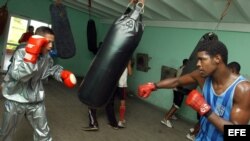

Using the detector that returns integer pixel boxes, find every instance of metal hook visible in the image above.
[136,2,144,14]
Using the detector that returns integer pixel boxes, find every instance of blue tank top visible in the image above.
[196,75,246,141]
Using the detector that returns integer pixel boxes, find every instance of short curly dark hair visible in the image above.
[228,61,241,74]
[197,40,228,64]
[35,26,54,36]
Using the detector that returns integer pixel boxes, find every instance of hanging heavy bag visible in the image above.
[49,2,76,59]
[0,3,8,36]
[87,19,98,55]
[78,4,144,108]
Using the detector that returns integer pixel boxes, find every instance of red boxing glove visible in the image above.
[61,70,77,88]
[24,35,48,64]
[138,82,157,98]
[186,89,211,116]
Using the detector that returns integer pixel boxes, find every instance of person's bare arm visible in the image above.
[155,69,202,89]
[138,69,204,98]
[207,81,250,133]
[231,81,250,124]
[18,33,25,43]
[127,60,132,76]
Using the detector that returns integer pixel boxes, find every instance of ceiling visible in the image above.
[57,0,250,32]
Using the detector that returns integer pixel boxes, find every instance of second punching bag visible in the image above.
[78,3,144,108]
[0,3,8,36]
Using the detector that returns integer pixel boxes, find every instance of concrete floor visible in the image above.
[0,78,194,141]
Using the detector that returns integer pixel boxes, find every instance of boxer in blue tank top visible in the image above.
[138,35,250,141]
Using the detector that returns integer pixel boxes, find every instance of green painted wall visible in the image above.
[125,26,250,122]
[0,0,52,22]
[53,8,101,77]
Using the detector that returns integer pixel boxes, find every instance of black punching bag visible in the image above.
[0,3,8,36]
[78,5,144,108]
[87,19,98,55]
[50,2,76,59]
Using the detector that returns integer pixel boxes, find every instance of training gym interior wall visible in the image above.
[1,0,250,123]
[127,26,250,122]
[99,22,250,122]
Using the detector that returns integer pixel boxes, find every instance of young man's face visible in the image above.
[196,51,218,77]
[41,33,55,54]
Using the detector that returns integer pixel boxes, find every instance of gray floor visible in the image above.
[0,77,194,141]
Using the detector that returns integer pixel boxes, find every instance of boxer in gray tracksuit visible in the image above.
[0,26,76,141]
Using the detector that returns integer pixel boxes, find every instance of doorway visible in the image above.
[1,16,28,72]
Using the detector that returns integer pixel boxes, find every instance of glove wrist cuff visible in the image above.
[154,83,158,90]
[204,109,212,118]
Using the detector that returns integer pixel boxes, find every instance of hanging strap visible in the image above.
[88,0,92,19]
[5,0,9,6]
[219,0,233,21]
[1,0,9,8]
[55,0,61,6]
[214,0,233,31]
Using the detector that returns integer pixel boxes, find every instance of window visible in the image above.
[6,16,28,52]
[1,15,51,72]
[31,20,51,30]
